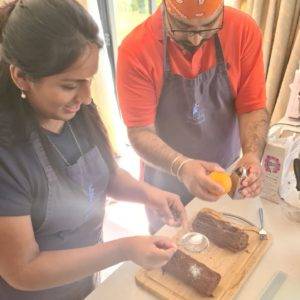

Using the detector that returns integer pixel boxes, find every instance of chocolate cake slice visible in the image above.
[192,209,249,252]
[162,249,221,297]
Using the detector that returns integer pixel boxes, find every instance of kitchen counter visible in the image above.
[86,195,300,299]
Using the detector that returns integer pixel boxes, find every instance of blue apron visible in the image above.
[144,32,240,232]
[0,128,109,299]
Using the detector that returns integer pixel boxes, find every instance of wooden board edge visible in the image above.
[135,269,187,300]
[135,235,272,300]
[221,234,273,299]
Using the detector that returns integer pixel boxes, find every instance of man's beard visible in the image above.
[180,42,203,53]
[180,38,209,53]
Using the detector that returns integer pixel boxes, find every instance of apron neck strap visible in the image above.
[214,34,225,65]
[162,10,171,75]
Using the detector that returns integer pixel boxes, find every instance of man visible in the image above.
[117,0,269,232]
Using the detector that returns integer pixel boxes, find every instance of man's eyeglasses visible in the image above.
[164,3,224,39]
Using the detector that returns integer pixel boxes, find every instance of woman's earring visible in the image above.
[21,90,26,99]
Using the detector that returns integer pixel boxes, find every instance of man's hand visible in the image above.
[237,108,269,198]
[178,160,226,201]
[144,184,188,229]
[236,153,263,198]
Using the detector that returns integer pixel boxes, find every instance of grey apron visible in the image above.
[144,32,240,232]
[0,129,109,299]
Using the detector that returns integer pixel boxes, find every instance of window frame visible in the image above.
[97,0,157,79]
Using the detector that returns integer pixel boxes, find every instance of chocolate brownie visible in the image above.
[192,210,249,252]
[162,249,221,296]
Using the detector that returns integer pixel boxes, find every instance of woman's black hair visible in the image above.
[0,0,116,173]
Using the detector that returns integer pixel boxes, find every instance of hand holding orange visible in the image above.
[209,171,232,194]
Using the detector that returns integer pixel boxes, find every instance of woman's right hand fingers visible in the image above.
[153,236,177,250]
[147,237,177,268]
[128,236,177,269]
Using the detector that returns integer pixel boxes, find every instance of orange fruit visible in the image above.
[209,171,232,194]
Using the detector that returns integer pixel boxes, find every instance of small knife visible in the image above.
[260,271,287,300]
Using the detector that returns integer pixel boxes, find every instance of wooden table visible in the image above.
[86,195,300,299]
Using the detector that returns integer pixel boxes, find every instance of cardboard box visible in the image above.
[261,126,300,203]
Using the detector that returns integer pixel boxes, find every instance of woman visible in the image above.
[0,0,187,299]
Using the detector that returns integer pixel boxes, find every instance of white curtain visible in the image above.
[227,0,300,124]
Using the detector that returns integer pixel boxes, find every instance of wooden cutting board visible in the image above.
[136,208,272,300]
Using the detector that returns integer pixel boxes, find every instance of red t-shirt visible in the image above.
[117,6,266,127]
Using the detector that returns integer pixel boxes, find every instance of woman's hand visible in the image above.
[143,184,188,229]
[123,236,177,269]
[107,168,187,229]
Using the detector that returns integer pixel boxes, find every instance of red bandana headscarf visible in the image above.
[165,0,223,19]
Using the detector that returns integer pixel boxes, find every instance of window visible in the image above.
[114,0,161,46]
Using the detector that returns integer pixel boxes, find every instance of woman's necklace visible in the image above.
[47,122,84,166]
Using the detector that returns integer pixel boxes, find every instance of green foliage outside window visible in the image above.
[114,0,162,45]
[130,0,147,13]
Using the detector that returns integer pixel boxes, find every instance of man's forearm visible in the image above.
[238,108,269,159]
[128,125,187,174]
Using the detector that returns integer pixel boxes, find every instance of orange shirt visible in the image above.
[117,6,266,127]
